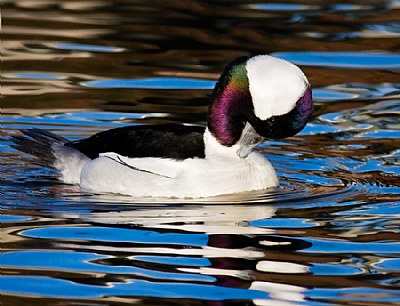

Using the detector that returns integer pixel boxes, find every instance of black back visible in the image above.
[66,124,206,160]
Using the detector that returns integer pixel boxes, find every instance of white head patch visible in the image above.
[246,55,308,120]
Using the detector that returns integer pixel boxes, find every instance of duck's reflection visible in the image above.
[56,203,311,305]
[78,204,277,234]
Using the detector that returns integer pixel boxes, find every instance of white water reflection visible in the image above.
[59,205,277,234]
[251,281,306,306]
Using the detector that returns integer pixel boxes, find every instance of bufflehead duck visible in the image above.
[11,55,312,198]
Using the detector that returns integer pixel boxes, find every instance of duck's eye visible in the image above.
[268,117,276,126]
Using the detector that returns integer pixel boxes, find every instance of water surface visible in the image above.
[1,1,400,305]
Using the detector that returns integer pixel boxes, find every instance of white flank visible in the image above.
[52,144,90,184]
[76,129,278,198]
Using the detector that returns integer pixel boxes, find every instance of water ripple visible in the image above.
[0,275,269,300]
[21,226,208,246]
[83,77,215,89]
[1,250,214,282]
[273,51,400,69]
[50,42,125,53]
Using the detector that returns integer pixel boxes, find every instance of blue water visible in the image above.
[2,1,400,305]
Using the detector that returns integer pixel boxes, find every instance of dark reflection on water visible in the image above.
[1,0,400,305]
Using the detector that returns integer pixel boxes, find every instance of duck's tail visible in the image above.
[10,128,69,168]
[11,129,91,184]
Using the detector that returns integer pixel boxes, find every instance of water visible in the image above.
[1,1,400,305]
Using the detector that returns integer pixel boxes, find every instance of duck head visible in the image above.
[208,54,313,157]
